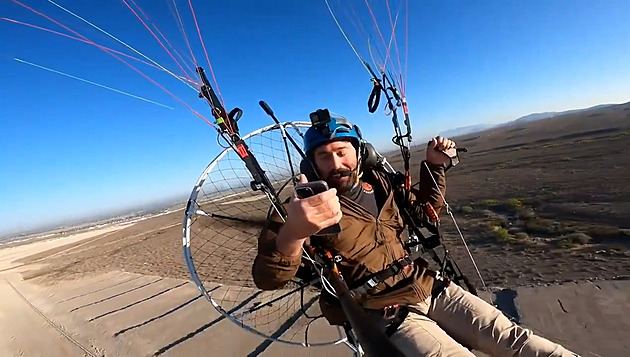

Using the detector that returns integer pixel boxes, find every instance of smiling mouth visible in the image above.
[331,171,352,180]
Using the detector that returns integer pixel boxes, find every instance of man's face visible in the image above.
[312,140,358,194]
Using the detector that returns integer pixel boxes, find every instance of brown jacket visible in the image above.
[252,162,446,324]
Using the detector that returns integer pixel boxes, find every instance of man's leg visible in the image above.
[389,310,475,356]
[429,282,577,357]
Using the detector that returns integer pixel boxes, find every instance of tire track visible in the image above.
[7,280,99,357]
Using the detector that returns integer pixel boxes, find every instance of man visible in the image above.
[253,111,577,356]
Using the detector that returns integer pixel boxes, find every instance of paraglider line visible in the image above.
[123,0,197,80]
[404,0,408,96]
[384,0,405,85]
[47,0,197,93]
[122,0,196,88]
[3,17,196,85]
[13,0,215,128]
[151,24,198,82]
[187,0,234,134]
[14,58,175,110]
[363,0,392,67]
[170,0,199,69]
[133,0,198,80]
[324,0,372,77]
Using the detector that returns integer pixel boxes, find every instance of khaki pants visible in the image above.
[389,282,578,356]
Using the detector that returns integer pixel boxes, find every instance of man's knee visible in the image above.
[391,313,474,356]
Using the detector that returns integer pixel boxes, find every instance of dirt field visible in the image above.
[388,101,630,289]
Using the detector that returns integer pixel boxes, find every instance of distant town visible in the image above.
[0,198,187,244]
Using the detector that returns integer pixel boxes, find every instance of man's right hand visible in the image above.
[276,175,342,257]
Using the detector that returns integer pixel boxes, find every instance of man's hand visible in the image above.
[276,175,342,257]
[426,136,457,167]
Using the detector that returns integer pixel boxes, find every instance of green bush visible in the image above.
[482,199,499,207]
[492,227,511,242]
[525,218,571,236]
[506,198,523,209]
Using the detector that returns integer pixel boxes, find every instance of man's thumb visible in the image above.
[297,173,308,184]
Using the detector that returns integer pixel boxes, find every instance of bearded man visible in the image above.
[253,109,577,356]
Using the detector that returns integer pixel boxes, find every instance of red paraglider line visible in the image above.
[169,0,199,70]
[2,17,174,76]
[384,0,404,90]
[343,0,370,43]
[122,0,196,88]
[154,26,198,83]
[9,0,216,129]
[403,0,408,96]
[127,0,198,83]
[187,0,234,135]
[363,0,394,72]
[2,17,197,85]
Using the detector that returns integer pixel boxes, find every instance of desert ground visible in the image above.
[1,102,629,356]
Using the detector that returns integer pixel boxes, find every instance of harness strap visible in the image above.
[385,306,409,337]
[350,249,424,298]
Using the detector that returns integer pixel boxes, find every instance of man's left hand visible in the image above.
[426,136,456,167]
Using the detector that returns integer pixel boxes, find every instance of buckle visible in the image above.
[382,304,399,319]
[395,256,414,273]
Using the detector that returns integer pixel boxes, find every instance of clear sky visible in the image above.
[1,0,629,235]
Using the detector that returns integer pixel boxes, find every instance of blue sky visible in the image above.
[1,0,629,235]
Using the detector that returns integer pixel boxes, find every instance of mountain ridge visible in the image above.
[439,101,628,139]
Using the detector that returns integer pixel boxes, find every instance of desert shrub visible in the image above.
[525,218,555,233]
[487,216,509,229]
[491,227,511,242]
[564,232,592,245]
[514,232,529,240]
[506,198,523,209]
[516,208,536,219]
[482,199,499,207]
[460,206,474,214]
[525,218,571,236]
[556,232,592,248]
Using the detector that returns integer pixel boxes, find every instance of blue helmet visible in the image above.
[303,109,362,155]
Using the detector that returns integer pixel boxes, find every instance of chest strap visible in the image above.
[350,249,424,298]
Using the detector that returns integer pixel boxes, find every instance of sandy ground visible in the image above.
[0,224,351,357]
[1,217,628,356]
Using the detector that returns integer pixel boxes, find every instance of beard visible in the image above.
[325,168,359,195]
